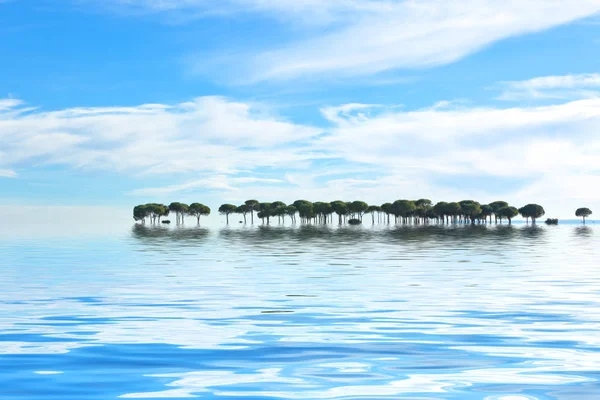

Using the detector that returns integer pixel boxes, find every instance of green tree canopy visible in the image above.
[392,200,416,218]
[188,203,211,224]
[519,204,545,223]
[348,201,369,220]
[575,207,592,223]
[497,206,519,223]
[218,204,237,224]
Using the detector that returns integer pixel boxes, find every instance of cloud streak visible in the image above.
[202,1,600,82]
[92,1,600,83]
[499,73,600,100]
[0,96,323,177]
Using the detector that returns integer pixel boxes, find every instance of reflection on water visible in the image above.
[1,224,599,399]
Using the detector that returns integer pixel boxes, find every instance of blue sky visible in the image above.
[2,0,600,217]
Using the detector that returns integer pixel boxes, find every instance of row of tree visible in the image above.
[134,201,593,225]
[217,200,545,225]
[133,203,211,224]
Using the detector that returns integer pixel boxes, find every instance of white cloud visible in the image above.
[0,96,323,177]
[218,1,600,82]
[499,73,600,100]
[94,1,600,83]
[0,98,23,110]
[0,169,17,178]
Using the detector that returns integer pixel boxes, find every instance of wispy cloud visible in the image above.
[0,96,323,177]
[498,73,600,100]
[91,1,600,83]
[202,1,600,83]
[0,169,17,178]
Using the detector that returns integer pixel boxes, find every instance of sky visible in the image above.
[2,0,600,219]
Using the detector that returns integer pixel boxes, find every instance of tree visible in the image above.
[446,202,462,224]
[349,201,369,221]
[489,201,509,223]
[218,204,237,224]
[433,202,448,223]
[285,205,297,224]
[497,206,518,224]
[270,201,287,224]
[293,200,314,223]
[519,204,545,224]
[392,200,416,223]
[143,203,169,224]
[259,202,273,224]
[381,203,393,224]
[331,201,348,224]
[245,200,259,224]
[366,205,381,224]
[169,202,189,224]
[414,199,432,224]
[576,207,592,224]
[459,200,482,224]
[133,204,150,224]
[236,204,249,224]
[480,204,493,224]
[188,203,211,224]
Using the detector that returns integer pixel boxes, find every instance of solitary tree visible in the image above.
[245,200,259,224]
[218,204,237,224]
[188,203,211,224]
[575,207,592,224]
[519,204,545,224]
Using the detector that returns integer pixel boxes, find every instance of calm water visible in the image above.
[1,222,600,399]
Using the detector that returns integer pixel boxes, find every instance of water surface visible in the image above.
[1,223,599,399]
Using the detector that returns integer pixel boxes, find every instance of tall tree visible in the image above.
[392,200,416,224]
[575,207,592,224]
[245,200,259,224]
[259,202,273,224]
[497,206,518,224]
[519,204,545,224]
[271,201,287,224]
[349,201,369,221]
[218,204,237,224]
[285,205,297,224]
[489,201,509,223]
[381,203,393,224]
[188,203,211,224]
[331,201,348,224]
[236,204,249,224]
[366,205,381,224]
[133,205,150,224]
[459,200,482,224]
